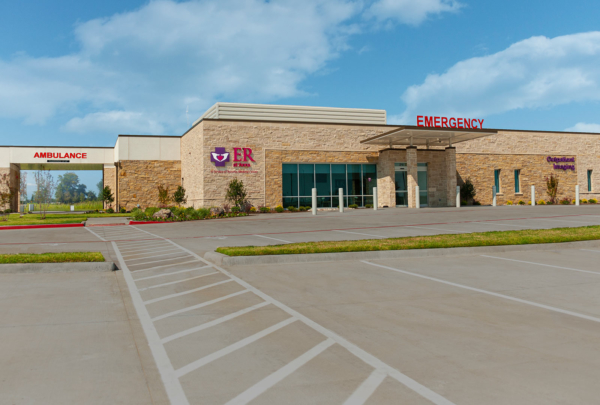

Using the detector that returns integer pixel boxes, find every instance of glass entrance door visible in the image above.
[395,163,407,207]
[418,163,428,207]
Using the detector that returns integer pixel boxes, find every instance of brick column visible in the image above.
[0,164,20,212]
[376,150,395,207]
[406,147,418,208]
[103,165,117,210]
[445,147,457,207]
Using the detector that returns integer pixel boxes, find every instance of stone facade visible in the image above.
[116,160,181,211]
[457,130,600,200]
[183,120,394,208]
[0,164,19,211]
[103,166,117,210]
[456,154,578,205]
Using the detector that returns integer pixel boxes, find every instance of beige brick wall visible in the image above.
[0,164,19,211]
[183,120,394,208]
[103,166,116,210]
[457,130,600,199]
[456,154,578,205]
[116,160,181,211]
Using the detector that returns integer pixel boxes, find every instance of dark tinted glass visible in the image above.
[282,164,298,197]
[299,164,314,196]
[362,164,377,195]
[347,164,361,195]
[315,164,331,196]
[331,165,346,195]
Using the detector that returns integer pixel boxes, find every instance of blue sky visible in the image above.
[3,0,600,195]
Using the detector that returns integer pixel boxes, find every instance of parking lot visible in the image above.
[2,205,600,404]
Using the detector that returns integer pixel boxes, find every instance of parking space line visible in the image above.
[127,251,188,261]
[362,261,600,324]
[138,272,220,291]
[130,224,455,405]
[128,254,194,267]
[343,369,387,405]
[152,290,250,322]
[110,242,190,405]
[131,260,200,273]
[84,227,106,241]
[122,247,181,257]
[161,301,270,344]
[333,230,385,238]
[119,245,174,254]
[118,240,164,247]
[224,338,335,405]
[143,279,234,304]
[133,266,213,281]
[253,234,292,244]
[481,255,600,275]
[174,317,297,378]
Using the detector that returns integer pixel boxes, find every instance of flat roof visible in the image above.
[361,126,498,146]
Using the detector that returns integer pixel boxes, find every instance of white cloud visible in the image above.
[398,32,600,123]
[63,111,165,135]
[0,0,461,135]
[367,0,463,25]
[565,122,600,133]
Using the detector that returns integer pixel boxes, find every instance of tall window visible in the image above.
[514,169,521,193]
[494,169,501,193]
[588,170,593,192]
[282,163,376,208]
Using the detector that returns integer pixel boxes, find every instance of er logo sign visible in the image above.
[210,147,230,167]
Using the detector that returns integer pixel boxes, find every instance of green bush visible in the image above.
[582,199,588,204]
[473,200,481,206]
[250,207,256,213]
[145,207,159,216]
[260,206,270,213]
[546,200,554,205]
[275,205,284,213]
[197,208,211,219]
[506,201,513,205]
[560,198,571,205]
[365,204,373,208]
[518,200,525,205]
[106,208,115,213]
[460,178,477,201]
[589,198,598,204]
[287,206,298,212]
[231,206,240,213]
[119,207,126,213]
[461,200,467,206]
[349,204,359,209]
[131,210,147,221]
[538,200,546,205]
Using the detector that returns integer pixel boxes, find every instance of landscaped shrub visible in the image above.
[275,205,284,213]
[131,209,147,221]
[157,184,171,207]
[560,198,571,205]
[197,208,211,219]
[460,177,476,204]
[222,204,231,213]
[582,199,588,204]
[546,200,554,205]
[259,206,270,213]
[506,201,513,205]
[365,204,373,208]
[546,174,559,204]
[173,186,187,206]
[538,200,546,205]
[349,204,359,209]
[298,206,307,211]
[518,200,525,205]
[225,178,248,210]
[106,208,115,213]
[119,207,126,213]
[589,198,597,204]
[250,207,256,213]
[473,200,481,205]
[145,207,159,217]
[461,200,467,206]
[287,206,298,212]
[231,206,240,213]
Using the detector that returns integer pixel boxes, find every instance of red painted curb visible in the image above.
[0,223,84,230]
[128,221,174,225]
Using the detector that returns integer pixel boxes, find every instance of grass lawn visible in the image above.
[0,213,130,226]
[216,225,600,256]
[0,252,105,263]
[24,201,103,212]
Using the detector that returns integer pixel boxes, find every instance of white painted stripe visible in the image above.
[123,247,181,258]
[406,225,465,233]
[143,279,233,304]
[127,250,187,261]
[362,260,600,324]
[138,272,219,291]
[343,369,387,405]
[161,301,270,344]
[224,338,335,405]
[174,318,296,378]
[118,240,164,247]
[119,245,173,254]
[84,227,106,241]
[152,290,250,322]
[253,234,292,244]
[110,242,190,405]
[481,255,600,276]
[130,260,200,273]
[133,266,213,281]
[128,226,455,405]
[333,230,385,238]
[128,254,193,267]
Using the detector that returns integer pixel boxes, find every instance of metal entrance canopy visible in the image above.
[361,125,497,147]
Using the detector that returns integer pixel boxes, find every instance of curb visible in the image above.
[128,221,174,225]
[0,223,84,231]
[204,239,600,267]
[0,261,118,274]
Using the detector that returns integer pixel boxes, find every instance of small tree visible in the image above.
[158,184,171,208]
[546,174,559,204]
[33,168,56,219]
[460,178,476,204]
[102,186,114,210]
[173,185,187,206]
[225,178,248,208]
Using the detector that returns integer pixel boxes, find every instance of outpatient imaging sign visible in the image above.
[417,116,484,129]
[547,156,575,171]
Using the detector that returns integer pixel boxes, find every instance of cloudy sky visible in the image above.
[3,0,600,193]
